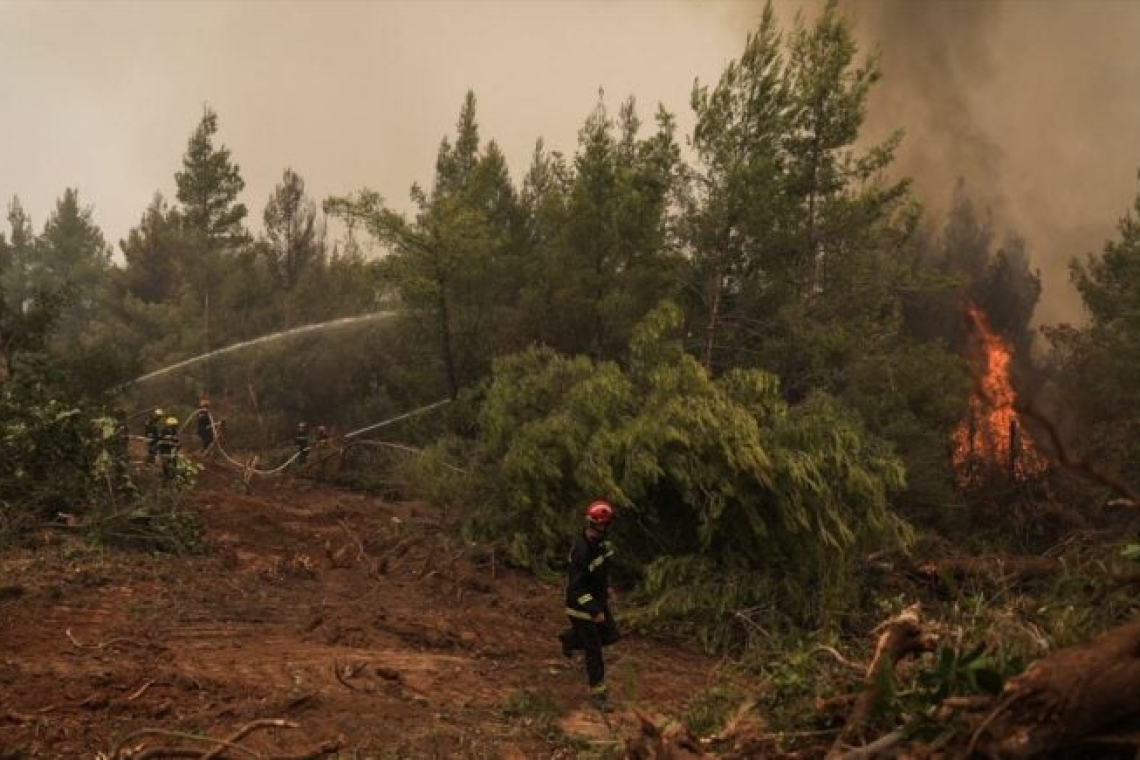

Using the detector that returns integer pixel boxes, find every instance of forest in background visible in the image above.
[5,1,1140,753]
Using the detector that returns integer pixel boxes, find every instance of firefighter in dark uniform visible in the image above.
[144,408,164,465]
[196,399,215,452]
[157,415,181,481]
[295,422,311,464]
[558,500,621,712]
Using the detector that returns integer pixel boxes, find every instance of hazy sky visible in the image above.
[3,0,1140,326]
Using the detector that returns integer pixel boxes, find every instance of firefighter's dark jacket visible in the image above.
[565,530,614,620]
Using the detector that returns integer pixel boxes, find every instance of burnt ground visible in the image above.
[0,463,731,758]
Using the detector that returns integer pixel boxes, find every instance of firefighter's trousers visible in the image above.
[561,607,620,689]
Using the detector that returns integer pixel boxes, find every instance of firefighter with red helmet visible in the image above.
[558,499,621,712]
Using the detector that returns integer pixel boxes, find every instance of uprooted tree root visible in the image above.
[607,604,1140,759]
[966,617,1140,758]
[622,607,941,759]
[109,718,341,759]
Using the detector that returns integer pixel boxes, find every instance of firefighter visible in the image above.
[558,499,621,712]
[196,399,215,452]
[157,415,181,480]
[295,421,311,464]
[144,408,164,465]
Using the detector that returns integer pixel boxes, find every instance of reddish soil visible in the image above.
[0,465,725,758]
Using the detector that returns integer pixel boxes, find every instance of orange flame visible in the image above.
[951,303,1045,485]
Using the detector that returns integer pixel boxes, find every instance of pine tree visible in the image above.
[174,105,249,316]
[176,106,248,248]
[37,188,112,344]
[120,193,184,304]
[327,91,522,398]
[540,93,682,358]
[685,2,789,371]
[1047,172,1140,483]
[1,197,37,313]
[261,168,325,292]
[0,198,61,380]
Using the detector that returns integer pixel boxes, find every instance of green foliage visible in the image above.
[0,374,107,521]
[0,374,170,550]
[683,684,744,737]
[500,687,573,747]
[916,643,1006,700]
[260,168,325,291]
[176,105,248,249]
[35,188,113,347]
[473,301,908,632]
[684,0,910,373]
[675,1,971,524]
[1121,542,1140,562]
[744,634,852,732]
[537,94,684,358]
[89,506,208,555]
[394,434,474,512]
[327,92,524,398]
[119,193,184,304]
[1046,172,1140,486]
[1,199,65,379]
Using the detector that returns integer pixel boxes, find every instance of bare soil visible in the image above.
[0,465,725,758]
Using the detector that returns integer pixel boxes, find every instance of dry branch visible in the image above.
[827,604,938,759]
[626,710,704,758]
[913,555,1061,588]
[1018,402,1140,505]
[127,679,158,701]
[831,729,904,760]
[65,627,150,652]
[200,718,297,760]
[811,645,866,673]
[110,717,338,759]
[332,660,372,693]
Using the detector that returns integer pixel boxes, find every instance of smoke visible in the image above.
[5,1,1139,330]
[854,1,1005,216]
[846,0,1140,327]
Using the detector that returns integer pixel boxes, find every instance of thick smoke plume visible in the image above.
[852,0,1140,327]
[731,0,1140,327]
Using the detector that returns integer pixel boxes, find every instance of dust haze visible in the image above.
[2,1,1139,328]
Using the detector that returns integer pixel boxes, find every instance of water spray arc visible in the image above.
[127,312,399,387]
[122,310,461,480]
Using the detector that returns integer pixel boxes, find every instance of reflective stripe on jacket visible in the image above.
[564,529,613,619]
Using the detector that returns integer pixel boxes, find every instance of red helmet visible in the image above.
[585,500,614,528]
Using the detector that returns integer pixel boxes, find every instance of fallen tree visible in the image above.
[971,616,1140,757]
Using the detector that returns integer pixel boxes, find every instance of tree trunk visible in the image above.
[701,271,724,374]
[437,282,458,400]
[978,618,1140,758]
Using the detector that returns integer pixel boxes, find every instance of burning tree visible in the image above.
[952,302,1047,487]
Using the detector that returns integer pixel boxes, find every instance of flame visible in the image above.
[951,303,1046,485]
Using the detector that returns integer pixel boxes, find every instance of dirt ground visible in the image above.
[0,464,729,758]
